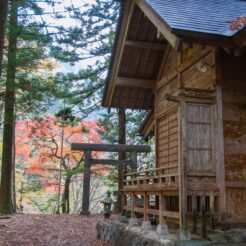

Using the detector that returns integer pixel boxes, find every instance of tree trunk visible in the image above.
[0,0,18,214]
[0,0,9,78]
[62,175,71,213]
[118,108,126,212]
[12,121,16,212]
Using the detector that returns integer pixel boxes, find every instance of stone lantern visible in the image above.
[101,191,115,219]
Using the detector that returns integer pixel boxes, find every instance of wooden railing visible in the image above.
[122,165,219,230]
[123,165,179,190]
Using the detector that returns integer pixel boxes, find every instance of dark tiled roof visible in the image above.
[145,0,246,36]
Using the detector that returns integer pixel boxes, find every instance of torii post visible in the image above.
[71,143,151,215]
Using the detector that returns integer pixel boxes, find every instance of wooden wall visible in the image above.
[155,44,216,172]
[153,43,219,228]
[221,51,246,222]
[181,44,215,90]
[156,109,178,168]
[155,46,179,169]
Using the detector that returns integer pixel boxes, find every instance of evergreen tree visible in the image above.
[0,0,67,214]
[49,0,120,117]
[0,0,9,78]
[0,0,18,214]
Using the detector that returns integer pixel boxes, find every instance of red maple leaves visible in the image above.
[229,15,246,31]
[15,117,110,192]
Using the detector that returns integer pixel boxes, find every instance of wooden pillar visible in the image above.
[144,192,149,221]
[131,192,136,218]
[192,193,197,234]
[215,85,226,220]
[178,50,188,230]
[178,99,188,229]
[131,151,138,171]
[81,150,91,215]
[215,50,226,221]
[210,192,215,229]
[159,193,167,225]
[201,194,205,210]
[118,108,126,213]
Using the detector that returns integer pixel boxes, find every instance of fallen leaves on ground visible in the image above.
[0,214,110,246]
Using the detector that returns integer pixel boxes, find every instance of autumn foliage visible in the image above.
[229,15,246,31]
[15,117,109,194]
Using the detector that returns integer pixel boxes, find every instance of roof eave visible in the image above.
[172,28,244,48]
[102,0,135,108]
[102,2,124,108]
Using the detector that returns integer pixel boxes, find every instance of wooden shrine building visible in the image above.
[102,0,246,233]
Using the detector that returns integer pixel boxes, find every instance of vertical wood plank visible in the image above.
[178,48,188,229]
[179,104,187,229]
[81,150,91,215]
[215,86,226,220]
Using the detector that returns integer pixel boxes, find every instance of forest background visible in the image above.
[0,0,154,214]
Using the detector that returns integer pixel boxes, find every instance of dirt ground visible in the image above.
[0,214,109,246]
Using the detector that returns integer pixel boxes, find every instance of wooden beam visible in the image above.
[71,143,151,153]
[139,110,155,140]
[134,0,181,50]
[116,77,155,89]
[125,40,166,50]
[90,158,132,166]
[81,150,91,215]
[107,0,135,107]
[225,181,246,189]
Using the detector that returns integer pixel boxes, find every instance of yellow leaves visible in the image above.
[37,60,59,70]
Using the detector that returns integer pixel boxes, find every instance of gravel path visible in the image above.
[0,214,109,246]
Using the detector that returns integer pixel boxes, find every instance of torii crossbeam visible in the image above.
[71,143,151,215]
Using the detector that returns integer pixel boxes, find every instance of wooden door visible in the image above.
[185,103,215,173]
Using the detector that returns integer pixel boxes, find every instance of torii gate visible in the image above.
[71,143,151,215]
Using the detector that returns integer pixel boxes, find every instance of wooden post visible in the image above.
[81,150,91,215]
[131,151,138,172]
[215,50,226,221]
[144,192,149,221]
[210,193,215,229]
[201,206,207,238]
[178,51,188,231]
[192,194,197,234]
[215,85,226,221]
[131,192,136,218]
[159,193,167,225]
[178,99,188,229]
[118,108,126,213]
[192,208,197,234]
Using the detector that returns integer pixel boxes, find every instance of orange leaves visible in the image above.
[15,116,109,192]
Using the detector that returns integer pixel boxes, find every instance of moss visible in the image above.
[0,203,14,214]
